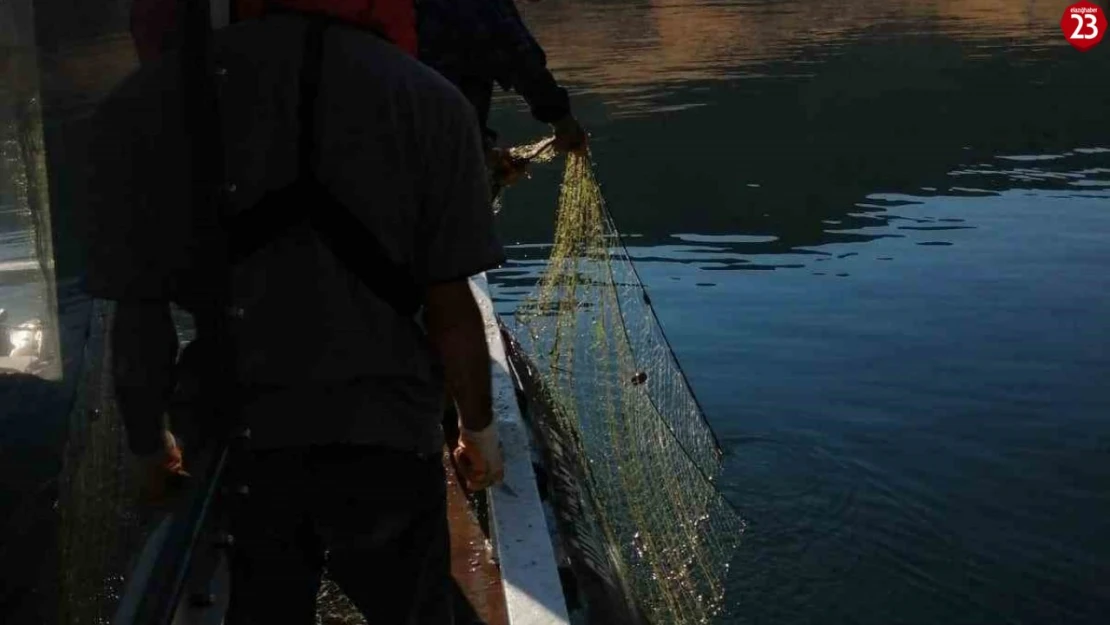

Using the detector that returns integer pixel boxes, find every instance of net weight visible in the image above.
[1070,13,1100,40]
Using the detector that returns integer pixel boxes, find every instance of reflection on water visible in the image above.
[495,150,1110,294]
[490,0,1110,623]
[509,0,1077,115]
[495,149,1110,286]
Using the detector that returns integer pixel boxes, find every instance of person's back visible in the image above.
[85,10,505,623]
[210,15,502,450]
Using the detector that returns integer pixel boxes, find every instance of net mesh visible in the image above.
[509,144,745,624]
[55,301,153,625]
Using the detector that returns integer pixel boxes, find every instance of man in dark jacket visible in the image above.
[417,0,587,157]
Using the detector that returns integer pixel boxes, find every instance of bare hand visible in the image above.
[552,114,588,154]
[136,430,190,506]
[453,424,504,492]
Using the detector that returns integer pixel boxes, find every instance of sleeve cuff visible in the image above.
[423,253,508,287]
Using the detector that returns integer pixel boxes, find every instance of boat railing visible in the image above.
[110,442,228,625]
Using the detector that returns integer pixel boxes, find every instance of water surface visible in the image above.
[488,1,1110,623]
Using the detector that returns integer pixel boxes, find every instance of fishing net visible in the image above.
[54,301,154,625]
[505,141,745,624]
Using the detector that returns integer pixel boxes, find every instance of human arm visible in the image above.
[113,300,178,455]
[424,282,492,434]
[416,86,508,489]
[485,0,586,152]
[424,282,503,490]
[112,300,188,502]
[485,0,568,122]
[82,60,195,503]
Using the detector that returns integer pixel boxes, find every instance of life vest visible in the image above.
[129,0,417,63]
[130,0,181,63]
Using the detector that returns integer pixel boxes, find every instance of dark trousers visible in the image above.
[224,445,452,624]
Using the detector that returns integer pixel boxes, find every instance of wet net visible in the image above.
[54,302,154,625]
[505,141,745,624]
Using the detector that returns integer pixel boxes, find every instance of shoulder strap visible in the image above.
[226,16,422,317]
[296,15,326,175]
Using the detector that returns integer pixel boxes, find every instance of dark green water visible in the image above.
[488,1,1110,623]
